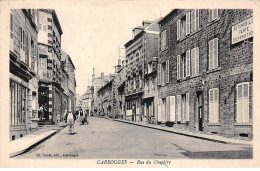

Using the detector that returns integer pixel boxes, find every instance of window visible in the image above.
[169,96,176,122]
[161,30,167,50]
[166,60,169,83]
[147,62,152,74]
[209,88,219,123]
[191,9,200,32]
[39,57,47,69]
[161,62,166,84]
[158,63,161,85]
[176,93,189,122]
[209,9,218,22]
[10,81,26,125]
[177,12,190,40]
[236,82,249,123]
[191,47,199,76]
[177,50,190,79]
[209,38,218,70]
[133,76,136,90]
[177,55,180,80]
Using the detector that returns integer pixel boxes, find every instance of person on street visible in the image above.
[39,105,43,121]
[64,110,76,135]
[79,108,85,125]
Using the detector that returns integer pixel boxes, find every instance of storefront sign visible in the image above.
[232,17,253,44]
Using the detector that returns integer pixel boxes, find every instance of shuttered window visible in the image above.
[236,82,249,123]
[158,98,162,122]
[209,88,219,123]
[170,96,176,122]
[161,30,167,50]
[177,95,181,121]
[186,93,190,121]
[209,38,218,70]
[191,9,199,32]
[166,60,169,83]
[186,12,190,35]
[177,20,180,40]
[177,55,180,79]
[191,47,200,75]
[209,9,219,22]
[158,63,161,85]
[186,50,190,77]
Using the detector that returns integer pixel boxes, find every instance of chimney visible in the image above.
[115,59,122,73]
[142,20,153,27]
[101,72,104,86]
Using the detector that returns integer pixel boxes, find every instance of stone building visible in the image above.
[142,19,160,124]
[114,60,126,119]
[124,20,160,122]
[157,9,253,138]
[91,68,110,116]
[80,86,92,116]
[61,50,77,115]
[9,9,39,140]
[37,9,63,123]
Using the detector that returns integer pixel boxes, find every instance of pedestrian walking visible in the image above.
[64,110,76,135]
[38,105,43,121]
[79,108,85,125]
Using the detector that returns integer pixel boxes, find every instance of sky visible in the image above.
[55,1,173,95]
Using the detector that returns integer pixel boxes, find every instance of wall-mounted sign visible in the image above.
[232,17,253,44]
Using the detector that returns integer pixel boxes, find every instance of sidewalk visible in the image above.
[102,117,252,146]
[10,122,67,157]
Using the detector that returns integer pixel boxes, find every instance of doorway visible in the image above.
[197,92,203,131]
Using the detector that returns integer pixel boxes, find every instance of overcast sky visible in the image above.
[55,1,173,95]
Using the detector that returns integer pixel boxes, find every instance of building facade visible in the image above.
[9,9,39,140]
[124,20,160,122]
[157,9,253,138]
[80,86,92,116]
[37,9,63,123]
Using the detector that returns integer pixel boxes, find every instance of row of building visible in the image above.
[9,9,77,141]
[80,9,253,139]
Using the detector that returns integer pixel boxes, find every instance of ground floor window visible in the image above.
[236,82,249,123]
[177,93,189,122]
[10,80,26,125]
[209,88,219,123]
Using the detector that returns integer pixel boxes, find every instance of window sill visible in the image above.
[189,74,201,79]
[207,17,220,27]
[234,123,252,126]
[160,48,168,53]
[177,28,202,43]
[208,123,221,126]
[206,67,221,74]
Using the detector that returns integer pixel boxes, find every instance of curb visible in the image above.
[104,117,252,146]
[10,127,65,158]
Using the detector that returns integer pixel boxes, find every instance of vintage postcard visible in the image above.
[0,0,260,168]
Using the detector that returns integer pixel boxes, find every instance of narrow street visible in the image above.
[16,117,252,159]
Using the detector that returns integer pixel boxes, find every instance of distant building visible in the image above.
[124,20,160,122]
[80,86,92,116]
[9,9,39,140]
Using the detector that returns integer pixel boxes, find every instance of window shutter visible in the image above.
[186,50,190,77]
[20,27,23,49]
[213,38,218,69]
[177,55,180,79]
[166,60,169,83]
[195,47,199,75]
[209,89,214,123]
[209,9,212,22]
[28,35,31,68]
[243,83,249,123]
[170,96,175,122]
[191,10,195,32]
[196,9,200,30]
[191,48,195,76]
[166,97,169,121]
[214,89,219,123]
[209,40,213,70]
[158,63,161,85]
[213,9,218,20]
[186,93,190,121]
[158,98,162,122]
[236,85,243,123]
[177,95,181,121]
[186,12,190,35]
[177,19,180,40]
[164,30,167,49]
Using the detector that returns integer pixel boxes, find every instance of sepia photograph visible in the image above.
[0,0,259,168]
